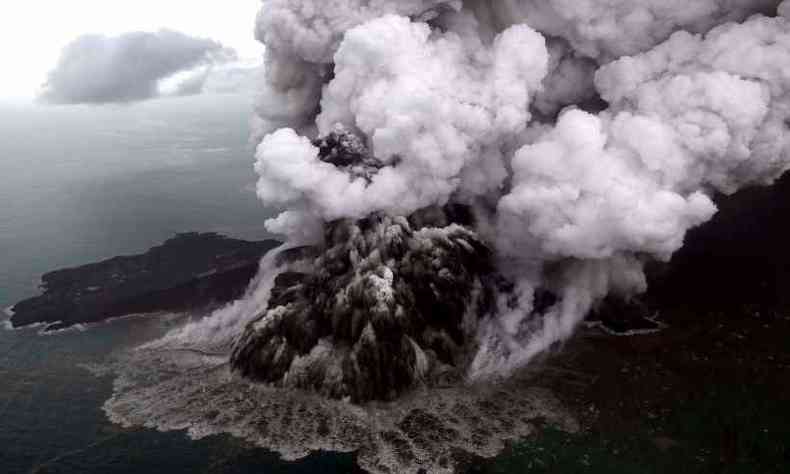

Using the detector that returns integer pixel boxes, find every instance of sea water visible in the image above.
[0,95,356,473]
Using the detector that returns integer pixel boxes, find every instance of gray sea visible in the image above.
[0,96,356,473]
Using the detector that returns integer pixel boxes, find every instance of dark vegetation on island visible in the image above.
[9,232,280,331]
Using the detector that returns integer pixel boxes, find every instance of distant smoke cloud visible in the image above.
[170,68,213,97]
[201,63,262,95]
[158,61,262,97]
[40,30,236,104]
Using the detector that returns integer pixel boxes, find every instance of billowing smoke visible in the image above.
[98,1,790,470]
[244,0,790,382]
[41,30,236,104]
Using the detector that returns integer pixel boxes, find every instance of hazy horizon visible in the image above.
[0,93,277,310]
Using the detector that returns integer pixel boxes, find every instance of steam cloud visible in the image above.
[96,1,790,470]
[41,30,236,104]
[249,0,790,377]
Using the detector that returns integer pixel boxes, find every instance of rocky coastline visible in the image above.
[9,232,280,331]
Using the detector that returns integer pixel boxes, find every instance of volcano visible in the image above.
[232,130,498,401]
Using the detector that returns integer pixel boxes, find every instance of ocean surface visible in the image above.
[0,96,355,473]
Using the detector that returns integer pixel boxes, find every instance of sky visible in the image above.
[0,0,263,100]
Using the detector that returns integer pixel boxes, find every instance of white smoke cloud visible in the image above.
[478,7,790,374]
[498,109,718,261]
[256,14,548,225]
[255,0,460,63]
[596,15,790,192]
[250,1,464,140]
[96,1,790,470]
[154,60,261,97]
[41,30,236,104]
[531,39,598,117]
[247,0,790,377]
[472,0,779,60]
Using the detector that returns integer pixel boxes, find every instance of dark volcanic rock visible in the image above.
[231,207,496,402]
[312,126,384,182]
[231,126,497,402]
[10,232,280,329]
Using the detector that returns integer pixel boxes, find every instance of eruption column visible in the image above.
[241,0,790,386]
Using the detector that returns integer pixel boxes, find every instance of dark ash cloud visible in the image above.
[40,29,236,104]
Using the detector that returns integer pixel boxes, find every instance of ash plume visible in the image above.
[99,1,790,471]
[41,30,236,104]
[247,0,790,381]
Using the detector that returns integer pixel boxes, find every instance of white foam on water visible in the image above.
[2,318,49,332]
[95,245,578,473]
[102,344,578,474]
[583,313,668,337]
[37,323,89,336]
[3,310,184,336]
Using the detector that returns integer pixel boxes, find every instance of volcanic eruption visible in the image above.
[234,127,508,400]
[230,0,790,394]
[102,1,790,471]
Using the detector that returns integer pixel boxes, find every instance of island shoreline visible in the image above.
[8,232,281,332]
